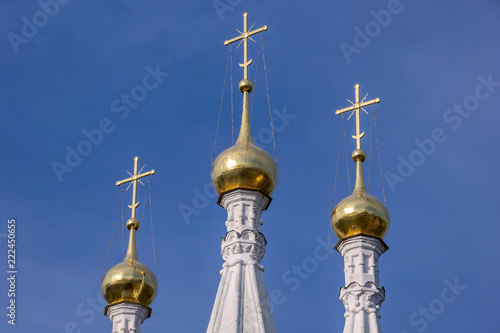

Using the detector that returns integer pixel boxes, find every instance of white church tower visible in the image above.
[207,13,279,333]
[331,84,390,332]
[101,157,158,333]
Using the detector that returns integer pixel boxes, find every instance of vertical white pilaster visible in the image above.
[207,189,277,333]
[336,235,388,333]
[106,302,150,333]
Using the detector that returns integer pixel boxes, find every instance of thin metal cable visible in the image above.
[368,107,374,192]
[148,177,158,275]
[372,107,387,205]
[250,34,262,122]
[103,188,123,278]
[332,120,343,210]
[121,186,124,258]
[261,34,278,167]
[138,176,149,249]
[212,47,231,163]
[342,114,351,192]
[230,45,234,144]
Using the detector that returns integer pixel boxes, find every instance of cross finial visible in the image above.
[224,12,267,80]
[335,84,381,152]
[116,156,155,219]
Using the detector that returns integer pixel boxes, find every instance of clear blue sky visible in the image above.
[1,0,499,332]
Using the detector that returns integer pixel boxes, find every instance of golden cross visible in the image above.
[224,12,267,80]
[335,84,381,150]
[116,156,155,219]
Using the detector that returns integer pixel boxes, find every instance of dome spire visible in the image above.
[211,13,278,200]
[115,156,155,260]
[224,12,267,146]
[335,83,380,193]
[331,84,389,240]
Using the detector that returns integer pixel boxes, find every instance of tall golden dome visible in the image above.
[101,218,158,308]
[332,84,390,240]
[211,80,278,201]
[211,15,278,202]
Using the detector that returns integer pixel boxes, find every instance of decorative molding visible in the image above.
[207,189,276,333]
[339,282,385,315]
[337,235,387,333]
[106,302,149,333]
[221,229,267,263]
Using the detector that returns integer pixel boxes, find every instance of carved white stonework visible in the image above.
[106,302,150,333]
[207,189,277,333]
[336,235,388,333]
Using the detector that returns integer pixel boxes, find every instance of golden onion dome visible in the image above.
[101,218,158,307]
[211,79,278,199]
[331,150,390,240]
[101,258,158,306]
[331,189,390,239]
[211,141,278,197]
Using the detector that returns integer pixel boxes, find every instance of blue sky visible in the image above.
[1,0,499,332]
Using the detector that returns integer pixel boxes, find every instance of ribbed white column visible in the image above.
[336,235,388,333]
[106,302,150,333]
[207,189,277,333]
